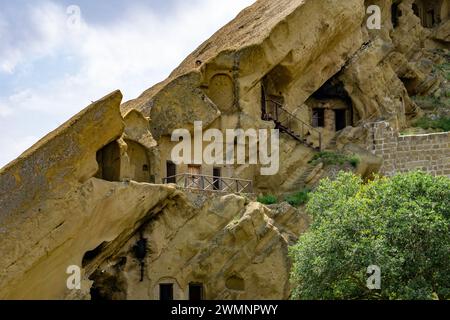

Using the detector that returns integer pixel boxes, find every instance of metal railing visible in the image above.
[263,99,322,150]
[163,173,253,193]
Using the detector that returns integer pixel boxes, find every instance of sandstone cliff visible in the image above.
[0,0,448,299]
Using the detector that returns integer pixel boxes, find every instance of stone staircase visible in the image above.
[282,163,317,191]
[324,135,338,151]
[293,164,317,189]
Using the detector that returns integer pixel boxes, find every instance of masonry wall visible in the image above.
[367,122,450,177]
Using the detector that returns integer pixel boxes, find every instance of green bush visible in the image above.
[348,155,360,168]
[309,151,359,168]
[257,194,277,205]
[412,95,445,109]
[413,116,450,132]
[436,62,450,81]
[285,189,310,207]
[289,171,450,300]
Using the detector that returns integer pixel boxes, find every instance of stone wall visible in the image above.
[367,122,450,177]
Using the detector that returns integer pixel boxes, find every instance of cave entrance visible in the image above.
[261,74,286,121]
[189,283,204,300]
[96,141,120,181]
[166,161,176,183]
[412,3,420,18]
[425,9,436,27]
[308,75,354,132]
[213,167,221,190]
[159,283,174,300]
[82,242,108,268]
[334,109,347,131]
[391,3,401,28]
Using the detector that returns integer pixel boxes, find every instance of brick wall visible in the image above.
[366,122,450,177]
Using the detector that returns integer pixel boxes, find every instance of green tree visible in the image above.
[289,171,450,300]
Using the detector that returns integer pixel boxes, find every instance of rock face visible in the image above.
[0,0,449,299]
[86,194,309,300]
[0,91,179,299]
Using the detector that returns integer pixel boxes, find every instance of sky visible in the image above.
[0,0,255,168]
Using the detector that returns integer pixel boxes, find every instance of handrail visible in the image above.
[163,173,253,194]
[263,99,322,150]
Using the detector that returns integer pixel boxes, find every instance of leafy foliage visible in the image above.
[436,62,450,82]
[309,151,359,168]
[257,194,277,205]
[412,95,443,109]
[285,189,310,207]
[289,171,450,300]
[413,116,450,132]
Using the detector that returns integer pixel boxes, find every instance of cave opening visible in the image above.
[425,9,436,27]
[412,3,420,18]
[82,241,108,268]
[308,75,355,132]
[189,283,204,300]
[159,283,174,300]
[399,77,418,96]
[133,232,148,282]
[391,2,402,28]
[261,75,285,121]
[95,141,121,181]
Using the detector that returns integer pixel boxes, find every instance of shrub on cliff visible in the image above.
[289,171,450,300]
[257,194,277,205]
[309,151,360,168]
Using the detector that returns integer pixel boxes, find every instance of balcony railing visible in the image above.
[263,99,322,151]
[163,173,253,194]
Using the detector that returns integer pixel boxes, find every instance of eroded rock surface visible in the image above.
[0,0,449,299]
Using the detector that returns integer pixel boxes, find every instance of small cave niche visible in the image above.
[132,233,148,282]
[225,275,245,291]
[399,76,419,96]
[95,141,121,181]
[82,241,109,268]
[391,2,402,28]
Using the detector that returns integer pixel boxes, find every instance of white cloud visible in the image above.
[0,0,255,168]
[0,102,13,117]
[0,2,67,74]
